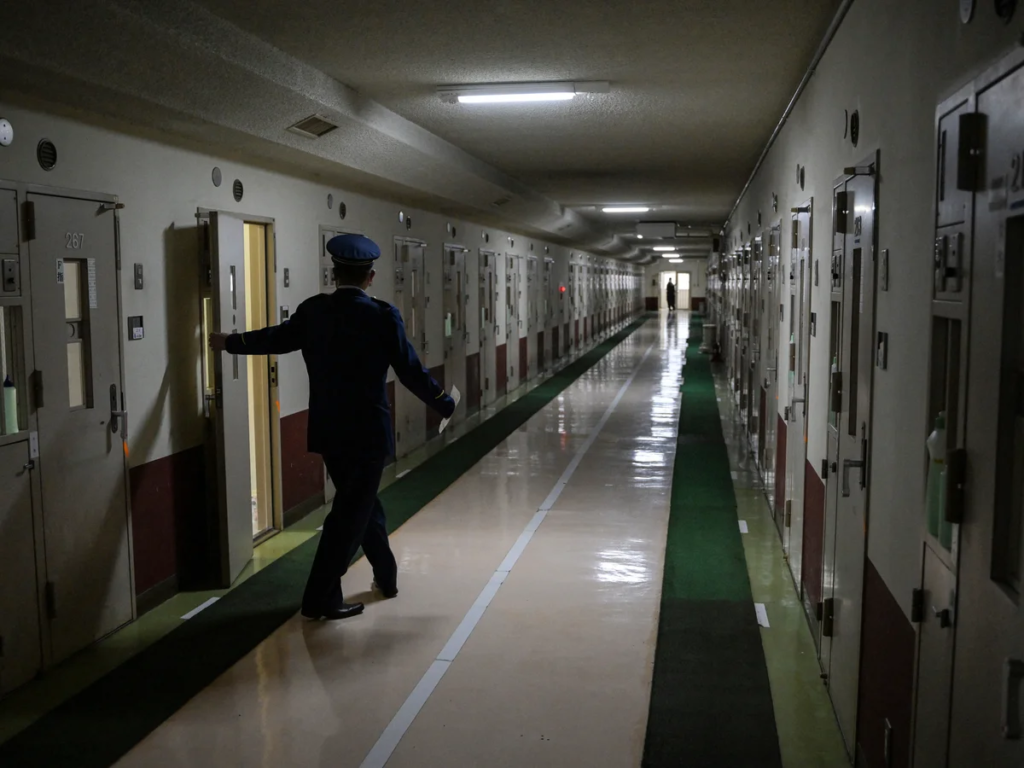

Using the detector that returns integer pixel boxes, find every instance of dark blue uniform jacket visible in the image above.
[225,287,453,460]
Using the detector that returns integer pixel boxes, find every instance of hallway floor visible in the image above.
[0,313,848,767]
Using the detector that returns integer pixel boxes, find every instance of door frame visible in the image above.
[4,179,133,669]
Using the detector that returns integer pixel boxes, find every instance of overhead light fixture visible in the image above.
[653,246,677,252]
[637,234,644,239]
[603,207,650,213]
[669,258,683,263]
[439,81,609,105]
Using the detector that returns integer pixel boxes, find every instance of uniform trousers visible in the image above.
[301,454,397,612]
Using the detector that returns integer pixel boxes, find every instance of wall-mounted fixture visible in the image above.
[0,119,14,147]
[439,81,609,104]
[211,167,222,187]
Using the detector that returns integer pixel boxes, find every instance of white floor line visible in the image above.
[359,339,657,768]
[180,597,219,620]
[755,602,770,628]
[397,469,411,479]
[738,520,749,534]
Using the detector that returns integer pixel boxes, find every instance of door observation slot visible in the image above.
[0,306,27,435]
[63,259,93,410]
[848,247,862,435]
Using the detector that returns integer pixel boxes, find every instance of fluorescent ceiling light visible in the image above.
[637,235,644,239]
[440,81,609,105]
[653,246,677,252]
[459,92,573,103]
[668,258,683,263]
[603,207,650,213]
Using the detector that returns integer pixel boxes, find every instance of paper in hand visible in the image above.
[439,385,461,434]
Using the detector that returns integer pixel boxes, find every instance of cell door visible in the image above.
[749,242,762,443]
[394,240,426,454]
[207,211,256,587]
[946,56,1024,768]
[478,250,497,406]
[27,192,132,663]
[320,229,337,504]
[819,156,879,752]
[443,247,468,422]
[763,226,781,505]
[527,257,538,377]
[505,254,520,390]
[786,204,813,586]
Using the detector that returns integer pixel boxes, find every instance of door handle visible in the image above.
[931,605,951,629]
[108,384,128,438]
[842,436,868,497]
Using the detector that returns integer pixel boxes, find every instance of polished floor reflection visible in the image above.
[115,316,682,768]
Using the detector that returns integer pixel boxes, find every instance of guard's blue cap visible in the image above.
[326,234,381,267]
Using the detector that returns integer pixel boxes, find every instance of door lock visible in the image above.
[931,605,951,629]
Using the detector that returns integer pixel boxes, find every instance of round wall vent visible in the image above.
[339,202,347,220]
[850,110,860,146]
[327,193,333,209]
[211,167,222,187]
[406,216,413,230]
[37,139,57,171]
[451,226,457,238]
[233,179,244,202]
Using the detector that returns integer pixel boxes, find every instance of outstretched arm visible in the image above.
[210,304,306,356]
[387,306,455,417]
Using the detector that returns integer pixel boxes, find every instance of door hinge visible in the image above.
[269,364,278,387]
[32,369,44,409]
[45,581,56,619]
[23,200,36,242]
[957,112,986,193]
[785,500,792,527]
[946,447,967,524]
[821,597,835,637]
[911,587,924,623]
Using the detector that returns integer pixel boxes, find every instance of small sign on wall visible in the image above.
[56,258,64,284]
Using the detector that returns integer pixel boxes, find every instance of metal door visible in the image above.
[947,55,1024,767]
[750,240,762,443]
[505,254,519,390]
[819,156,879,751]
[208,211,253,586]
[27,192,132,662]
[394,239,426,454]
[478,250,496,406]
[527,256,538,376]
[763,226,781,508]
[443,246,468,421]
[786,203,812,582]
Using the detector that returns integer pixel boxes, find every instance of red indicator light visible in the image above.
[559,285,566,293]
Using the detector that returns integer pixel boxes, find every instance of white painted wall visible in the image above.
[723,0,1022,615]
[0,101,642,469]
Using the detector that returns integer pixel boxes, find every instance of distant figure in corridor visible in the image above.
[666,279,676,313]
[209,234,456,621]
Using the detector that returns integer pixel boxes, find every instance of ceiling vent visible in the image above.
[287,114,338,139]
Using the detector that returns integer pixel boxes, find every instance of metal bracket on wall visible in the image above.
[842,164,876,177]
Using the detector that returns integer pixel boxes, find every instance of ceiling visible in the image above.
[0,0,841,260]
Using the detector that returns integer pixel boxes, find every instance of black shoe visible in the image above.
[301,601,364,621]
[372,580,398,599]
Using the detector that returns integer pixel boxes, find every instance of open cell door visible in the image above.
[208,211,253,586]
